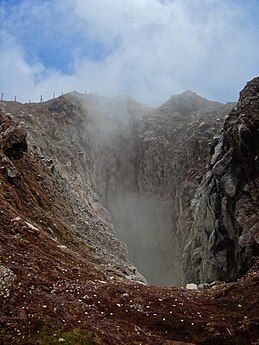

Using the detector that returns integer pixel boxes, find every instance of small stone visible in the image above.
[186,283,198,290]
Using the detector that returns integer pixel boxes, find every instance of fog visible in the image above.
[77,93,180,286]
[108,192,179,285]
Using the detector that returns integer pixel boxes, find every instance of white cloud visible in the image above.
[0,0,258,105]
[0,32,43,101]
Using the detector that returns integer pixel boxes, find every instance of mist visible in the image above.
[74,93,180,285]
[108,192,179,285]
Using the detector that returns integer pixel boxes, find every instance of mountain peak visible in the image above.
[159,90,222,115]
[181,89,196,95]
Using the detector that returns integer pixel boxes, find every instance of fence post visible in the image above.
[40,95,43,102]
[1,92,3,101]
[61,91,63,96]
[53,93,55,99]
[14,96,17,102]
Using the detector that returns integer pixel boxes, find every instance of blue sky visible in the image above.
[0,0,259,105]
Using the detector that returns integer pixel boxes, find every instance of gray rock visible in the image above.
[0,265,16,297]
[212,151,232,179]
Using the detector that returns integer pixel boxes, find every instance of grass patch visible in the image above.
[37,326,101,345]
[0,323,101,345]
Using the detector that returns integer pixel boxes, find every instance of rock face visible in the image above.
[0,89,237,286]
[70,91,234,285]
[0,98,146,285]
[183,78,259,283]
[0,81,258,286]
[136,91,235,283]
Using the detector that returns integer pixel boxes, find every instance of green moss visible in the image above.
[0,324,101,345]
[30,190,40,206]
[37,327,101,345]
[22,180,49,210]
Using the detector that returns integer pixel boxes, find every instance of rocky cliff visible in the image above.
[0,79,258,344]
[1,85,255,287]
[183,78,259,283]
[136,91,235,284]
[0,95,147,284]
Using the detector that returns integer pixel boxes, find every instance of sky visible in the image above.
[0,0,259,106]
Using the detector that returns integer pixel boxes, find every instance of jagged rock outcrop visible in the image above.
[0,112,27,159]
[183,78,259,283]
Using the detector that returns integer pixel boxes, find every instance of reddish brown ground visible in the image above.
[0,213,258,345]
